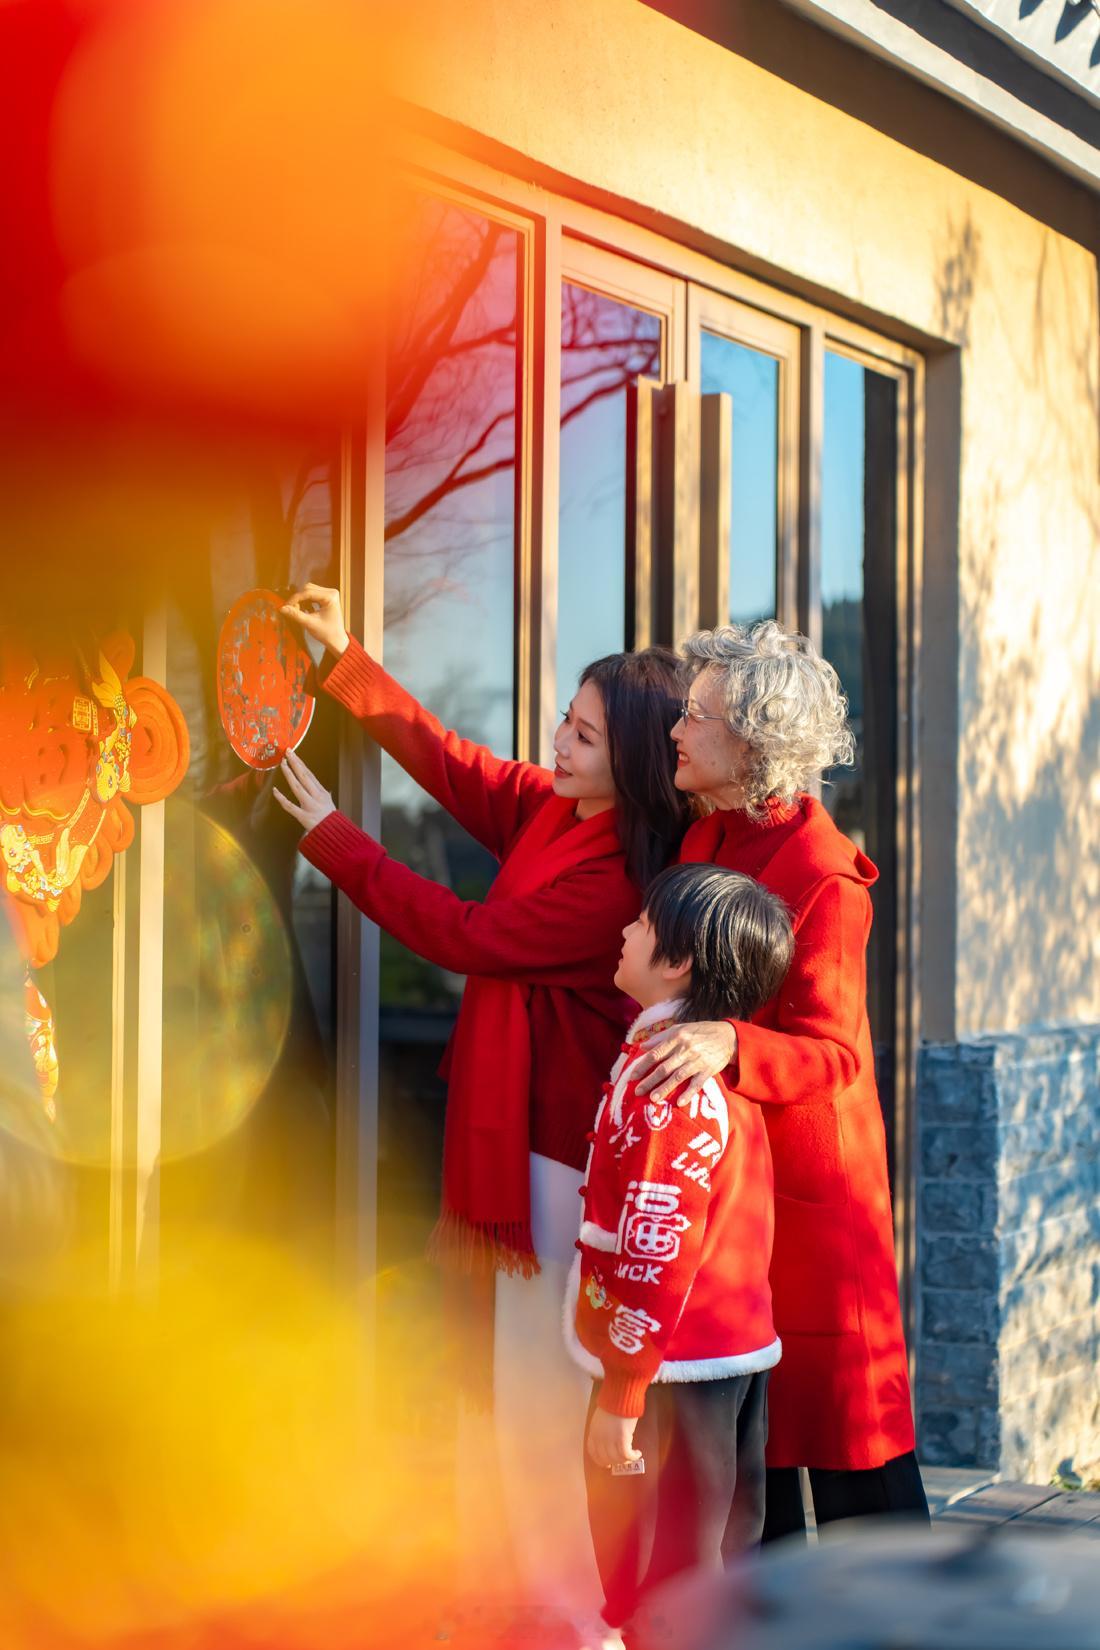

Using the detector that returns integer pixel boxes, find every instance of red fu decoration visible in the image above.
[216,588,315,771]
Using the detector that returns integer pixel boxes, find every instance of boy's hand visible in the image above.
[631,1020,738,1101]
[281,583,351,657]
[587,1407,642,1470]
[273,748,337,833]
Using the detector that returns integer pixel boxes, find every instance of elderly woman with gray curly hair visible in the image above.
[631,621,929,1539]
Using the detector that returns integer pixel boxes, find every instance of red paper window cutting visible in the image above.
[217,589,315,770]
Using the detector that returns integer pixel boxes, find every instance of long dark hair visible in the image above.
[643,863,794,1023]
[579,647,690,888]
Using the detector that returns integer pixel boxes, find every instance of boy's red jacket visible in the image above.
[566,1000,780,1419]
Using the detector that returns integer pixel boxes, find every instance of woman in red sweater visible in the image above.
[274,584,690,1629]
[630,621,928,1539]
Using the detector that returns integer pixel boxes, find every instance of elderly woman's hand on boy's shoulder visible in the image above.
[631,1021,739,1102]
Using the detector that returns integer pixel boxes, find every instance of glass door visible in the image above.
[377,184,527,1279]
[687,289,801,632]
[820,345,911,1185]
[552,241,685,752]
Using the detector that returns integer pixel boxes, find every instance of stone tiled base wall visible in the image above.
[916,1025,1100,1480]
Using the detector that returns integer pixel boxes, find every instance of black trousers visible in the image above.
[761,1449,930,1543]
[584,1371,769,1632]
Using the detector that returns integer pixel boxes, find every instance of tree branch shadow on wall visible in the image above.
[935,211,1100,1033]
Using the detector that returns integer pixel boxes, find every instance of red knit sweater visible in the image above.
[567,1001,780,1420]
[299,638,640,1169]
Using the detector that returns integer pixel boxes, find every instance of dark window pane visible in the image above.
[700,331,779,627]
[558,283,661,707]
[381,193,520,1263]
[821,352,898,852]
[821,350,899,1157]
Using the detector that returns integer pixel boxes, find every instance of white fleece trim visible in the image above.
[562,1256,782,1385]
[652,1339,782,1383]
[596,1002,686,1137]
[625,999,685,1044]
[579,1220,618,1252]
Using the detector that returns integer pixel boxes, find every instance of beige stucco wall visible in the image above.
[398,0,1100,1036]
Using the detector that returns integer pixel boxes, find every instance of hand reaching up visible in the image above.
[273,748,338,835]
[281,584,351,658]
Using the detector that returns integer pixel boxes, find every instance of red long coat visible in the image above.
[681,798,916,1471]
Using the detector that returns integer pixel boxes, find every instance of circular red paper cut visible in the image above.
[216,589,315,770]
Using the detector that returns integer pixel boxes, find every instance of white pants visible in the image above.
[492,1153,603,1625]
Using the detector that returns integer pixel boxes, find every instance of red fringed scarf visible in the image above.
[429,794,624,1277]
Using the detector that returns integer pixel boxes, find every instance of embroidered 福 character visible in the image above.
[619,1180,692,1263]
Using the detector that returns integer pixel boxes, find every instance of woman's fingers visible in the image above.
[280,585,348,653]
[278,756,312,803]
[277,753,337,832]
[282,749,327,798]
[626,1044,659,1081]
[634,1022,737,1097]
[284,582,338,607]
[278,754,324,804]
[628,1031,683,1080]
[636,1056,696,1102]
[272,787,307,825]
[633,1041,691,1096]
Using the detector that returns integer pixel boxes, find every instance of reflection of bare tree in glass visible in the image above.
[560,280,661,422]
[383,203,661,632]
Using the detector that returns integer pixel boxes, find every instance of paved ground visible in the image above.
[923,1466,1100,1535]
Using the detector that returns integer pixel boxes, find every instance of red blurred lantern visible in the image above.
[0,629,190,1110]
[0,629,190,969]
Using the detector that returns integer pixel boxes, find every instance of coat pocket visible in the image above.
[770,1194,862,1336]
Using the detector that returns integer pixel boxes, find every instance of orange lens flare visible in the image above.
[48,0,402,422]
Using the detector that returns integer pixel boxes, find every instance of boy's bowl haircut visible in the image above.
[642,864,794,1025]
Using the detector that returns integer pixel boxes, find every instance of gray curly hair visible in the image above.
[681,621,855,813]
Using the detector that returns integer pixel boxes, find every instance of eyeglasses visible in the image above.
[678,699,727,725]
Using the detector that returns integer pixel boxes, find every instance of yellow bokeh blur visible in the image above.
[0,1232,464,1650]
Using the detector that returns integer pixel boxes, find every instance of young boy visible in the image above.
[565,863,794,1642]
